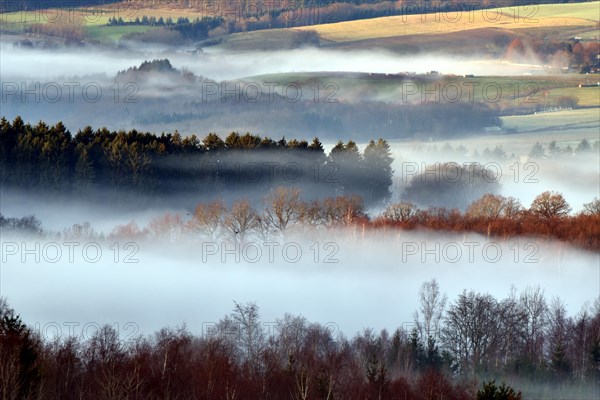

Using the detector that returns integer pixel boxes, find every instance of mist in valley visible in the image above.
[1,139,597,336]
[1,41,546,82]
[1,142,598,335]
[2,229,597,338]
[387,144,600,213]
[1,41,544,138]
[1,9,599,397]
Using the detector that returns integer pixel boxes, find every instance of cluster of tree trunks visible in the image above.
[1,280,598,400]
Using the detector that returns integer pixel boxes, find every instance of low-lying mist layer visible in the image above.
[2,115,598,214]
[0,42,556,82]
[1,56,504,138]
[1,233,598,398]
[2,229,597,337]
[388,141,600,212]
[1,2,598,398]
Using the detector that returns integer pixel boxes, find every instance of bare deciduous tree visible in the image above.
[62,221,98,240]
[147,213,184,242]
[495,287,528,368]
[109,221,144,240]
[383,202,418,222]
[442,290,500,374]
[224,199,258,242]
[570,304,591,380]
[0,346,20,400]
[264,187,303,234]
[583,197,600,215]
[319,195,364,226]
[546,298,572,377]
[520,286,548,368]
[530,191,571,219]
[414,279,447,342]
[466,194,522,220]
[231,301,265,375]
[187,200,227,239]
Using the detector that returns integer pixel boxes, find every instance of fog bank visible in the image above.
[2,231,597,338]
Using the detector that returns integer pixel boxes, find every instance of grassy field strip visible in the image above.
[294,15,596,43]
[293,1,599,42]
[545,86,600,107]
[2,1,598,45]
[501,108,600,132]
[2,1,598,36]
[85,25,153,42]
[0,7,209,26]
[495,1,600,20]
[0,6,202,41]
[249,73,600,106]
[398,108,600,153]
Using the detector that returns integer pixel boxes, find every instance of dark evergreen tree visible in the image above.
[0,298,42,399]
[362,138,393,206]
[477,380,522,400]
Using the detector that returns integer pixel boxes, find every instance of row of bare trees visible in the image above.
[3,188,597,250]
[104,188,366,243]
[376,192,600,251]
[417,280,600,394]
[418,139,600,161]
[2,281,598,400]
[0,188,593,251]
[54,189,599,251]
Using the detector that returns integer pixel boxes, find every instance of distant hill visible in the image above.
[211,0,599,69]
[1,0,120,12]
[1,0,592,19]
